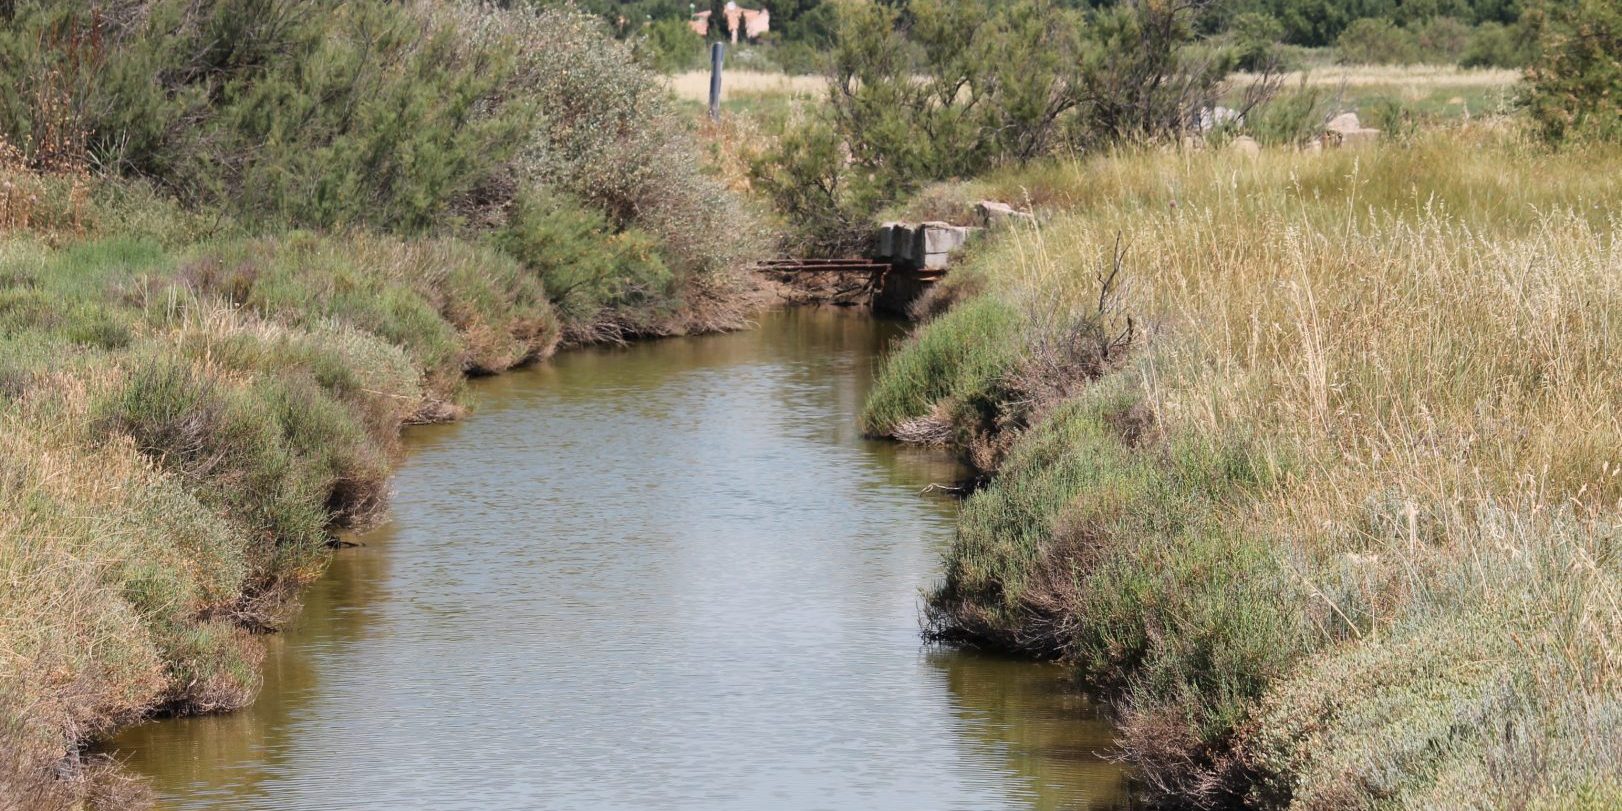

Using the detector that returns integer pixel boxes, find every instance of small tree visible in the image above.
[1075,0,1233,146]
[1334,17,1420,64]
[1523,0,1622,143]
[753,0,1239,252]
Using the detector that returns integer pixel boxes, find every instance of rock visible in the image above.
[1323,111,1381,146]
[1338,127,1381,146]
[1230,135,1261,157]
[975,200,1014,228]
[1326,111,1362,133]
[974,200,1034,230]
[1199,105,1241,132]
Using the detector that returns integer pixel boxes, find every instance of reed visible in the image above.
[877,122,1622,806]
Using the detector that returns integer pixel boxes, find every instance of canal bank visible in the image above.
[105,308,1130,810]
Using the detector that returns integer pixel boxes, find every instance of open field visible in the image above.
[865,125,1622,807]
[666,69,826,103]
[670,64,1521,121]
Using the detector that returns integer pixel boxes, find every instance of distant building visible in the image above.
[690,2,770,43]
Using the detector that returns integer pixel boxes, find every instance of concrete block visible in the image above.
[892,224,916,262]
[876,223,898,259]
[919,223,969,254]
[920,251,952,270]
[908,225,927,264]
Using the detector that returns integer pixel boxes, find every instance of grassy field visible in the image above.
[671,64,1521,122]
[1229,65,1522,120]
[863,124,1622,807]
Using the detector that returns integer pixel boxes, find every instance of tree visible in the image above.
[1523,0,1622,142]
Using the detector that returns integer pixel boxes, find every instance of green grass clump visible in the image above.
[860,295,1023,437]
[94,356,331,598]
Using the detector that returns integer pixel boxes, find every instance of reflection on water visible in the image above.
[107,308,1130,810]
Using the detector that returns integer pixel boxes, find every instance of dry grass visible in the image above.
[884,122,1622,806]
[670,64,1518,105]
[1233,64,1520,89]
[665,69,825,104]
[0,224,566,809]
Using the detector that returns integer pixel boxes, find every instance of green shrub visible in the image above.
[1524,0,1622,143]
[254,373,389,525]
[94,355,329,609]
[749,115,884,254]
[497,190,676,336]
[1335,17,1421,64]
[929,369,1310,804]
[636,17,708,72]
[1229,12,1287,71]
[860,295,1023,436]
[768,41,831,75]
[1365,97,1422,142]
[1414,16,1474,62]
[758,0,1231,249]
[1246,85,1328,146]
[0,2,755,303]
[1460,20,1536,68]
[473,5,760,278]
[0,0,531,232]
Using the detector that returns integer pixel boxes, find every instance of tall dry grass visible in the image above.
[878,123,1622,806]
[665,69,825,104]
[0,224,562,809]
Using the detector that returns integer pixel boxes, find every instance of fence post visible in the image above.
[708,42,724,121]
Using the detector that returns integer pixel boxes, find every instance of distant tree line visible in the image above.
[538,0,1531,62]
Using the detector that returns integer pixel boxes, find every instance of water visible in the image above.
[107,308,1129,810]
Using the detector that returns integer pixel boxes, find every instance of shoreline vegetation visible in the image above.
[860,126,1622,807]
[728,1,1621,804]
[5,0,1621,808]
[0,3,764,808]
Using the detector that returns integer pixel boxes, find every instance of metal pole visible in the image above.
[708,41,724,121]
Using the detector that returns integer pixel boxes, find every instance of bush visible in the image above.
[757,0,1234,250]
[636,17,707,72]
[1460,20,1536,68]
[1523,0,1622,143]
[497,190,675,339]
[749,114,883,254]
[1414,15,1473,62]
[1229,12,1287,71]
[465,5,760,279]
[1077,0,1234,145]
[860,294,1023,438]
[1335,17,1420,64]
[0,2,758,331]
[1365,96,1421,142]
[0,0,531,232]
[94,356,328,608]
[1245,85,1327,146]
[768,41,830,75]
